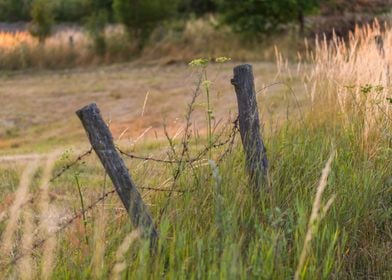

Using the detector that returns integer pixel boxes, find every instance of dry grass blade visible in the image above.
[1,160,40,260]
[294,150,336,280]
[91,196,107,278]
[141,91,150,117]
[111,230,142,280]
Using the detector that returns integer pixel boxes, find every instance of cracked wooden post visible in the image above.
[76,103,158,245]
[231,64,268,192]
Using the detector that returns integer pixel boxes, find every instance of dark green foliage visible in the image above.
[113,0,179,48]
[179,0,217,16]
[0,0,32,21]
[85,0,112,56]
[53,0,91,22]
[29,0,54,43]
[216,0,320,35]
[89,0,113,12]
[86,9,108,56]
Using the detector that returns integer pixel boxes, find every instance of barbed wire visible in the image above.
[139,186,193,193]
[1,112,237,271]
[117,116,239,166]
[1,189,116,270]
[50,148,93,182]
[117,148,189,164]
[1,106,240,272]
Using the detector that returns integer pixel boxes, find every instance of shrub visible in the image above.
[179,0,217,16]
[86,9,108,56]
[113,0,179,49]
[29,0,55,44]
[216,0,319,35]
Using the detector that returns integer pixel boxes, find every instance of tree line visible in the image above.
[2,0,388,49]
[1,0,322,35]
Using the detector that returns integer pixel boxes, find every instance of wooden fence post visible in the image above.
[231,64,268,191]
[76,103,158,245]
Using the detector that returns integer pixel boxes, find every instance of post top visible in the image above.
[76,103,99,117]
[231,64,254,86]
[233,64,253,74]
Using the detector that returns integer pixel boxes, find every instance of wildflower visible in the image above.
[215,56,231,63]
[189,58,209,67]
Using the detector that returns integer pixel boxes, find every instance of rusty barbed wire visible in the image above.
[1,189,116,270]
[117,148,189,164]
[117,116,239,166]
[139,186,194,193]
[50,148,93,182]
[1,117,240,272]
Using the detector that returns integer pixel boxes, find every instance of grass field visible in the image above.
[0,61,305,154]
[0,22,391,279]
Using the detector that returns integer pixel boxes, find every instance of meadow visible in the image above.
[0,21,391,279]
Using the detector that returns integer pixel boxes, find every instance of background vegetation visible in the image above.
[0,0,391,69]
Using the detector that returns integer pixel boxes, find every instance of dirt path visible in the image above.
[0,153,45,162]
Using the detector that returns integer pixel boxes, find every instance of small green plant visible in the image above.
[29,0,54,44]
[74,171,89,246]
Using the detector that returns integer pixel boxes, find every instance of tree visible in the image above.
[54,0,91,22]
[113,0,178,49]
[86,0,110,56]
[216,0,320,35]
[29,0,54,44]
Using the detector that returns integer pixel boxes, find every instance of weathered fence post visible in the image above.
[76,103,158,245]
[231,64,268,192]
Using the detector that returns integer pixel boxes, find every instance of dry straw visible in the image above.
[294,150,336,280]
[91,187,108,278]
[307,20,391,151]
[1,160,40,260]
[111,229,142,280]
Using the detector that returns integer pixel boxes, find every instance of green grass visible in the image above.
[9,107,387,279]
[0,46,391,277]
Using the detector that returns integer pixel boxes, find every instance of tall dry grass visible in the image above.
[0,26,135,69]
[294,150,336,280]
[0,18,303,69]
[305,20,392,153]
